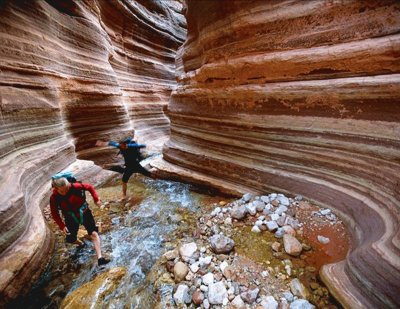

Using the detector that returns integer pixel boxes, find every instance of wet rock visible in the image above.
[280,299,290,309]
[240,287,259,304]
[282,225,296,236]
[224,217,233,225]
[199,255,212,267]
[220,261,229,272]
[242,193,253,202]
[192,289,204,305]
[202,273,214,285]
[275,227,285,238]
[60,267,127,308]
[174,261,189,282]
[261,196,270,203]
[210,235,235,254]
[271,242,281,252]
[185,271,195,281]
[231,295,246,308]
[208,281,228,305]
[270,214,280,221]
[246,203,257,216]
[211,207,222,216]
[166,261,175,273]
[253,200,265,211]
[275,205,288,215]
[260,295,278,309]
[222,265,235,279]
[283,234,303,256]
[179,242,198,261]
[173,284,191,304]
[277,195,290,206]
[289,299,315,309]
[266,221,279,232]
[295,195,303,201]
[320,208,331,215]
[317,235,330,244]
[211,225,221,235]
[231,205,248,220]
[290,278,310,299]
[189,262,200,273]
[276,215,287,227]
[163,248,179,260]
[282,291,294,302]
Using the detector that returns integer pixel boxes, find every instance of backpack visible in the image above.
[52,171,87,215]
[52,171,78,184]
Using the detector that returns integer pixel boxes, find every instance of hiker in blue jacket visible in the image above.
[96,137,152,199]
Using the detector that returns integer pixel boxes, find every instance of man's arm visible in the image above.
[95,140,120,148]
[80,183,101,206]
[127,142,146,149]
[50,196,65,230]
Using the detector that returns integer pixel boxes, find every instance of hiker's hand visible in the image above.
[95,199,102,207]
[62,227,70,235]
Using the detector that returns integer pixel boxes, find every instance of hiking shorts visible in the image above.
[122,165,151,183]
[64,208,98,243]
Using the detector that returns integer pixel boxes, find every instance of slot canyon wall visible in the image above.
[156,0,400,308]
[0,0,185,304]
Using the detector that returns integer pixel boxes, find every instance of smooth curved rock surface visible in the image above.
[0,0,184,305]
[60,267,127,308]
[159,1,400,308]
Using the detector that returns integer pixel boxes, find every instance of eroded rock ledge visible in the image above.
[0,0,184,304]
[158,1,400,308]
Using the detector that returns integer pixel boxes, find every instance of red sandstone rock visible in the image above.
[157,1,400,308]
[0,0,185,305]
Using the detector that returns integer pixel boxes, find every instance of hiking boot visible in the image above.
[98,257,110,266]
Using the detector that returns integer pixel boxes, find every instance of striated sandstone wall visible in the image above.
[0,0,184,303]
[157,0,400,308]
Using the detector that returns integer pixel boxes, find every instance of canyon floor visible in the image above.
[7,174,350,309]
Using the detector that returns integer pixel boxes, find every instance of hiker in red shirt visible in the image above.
[50,177,110,266]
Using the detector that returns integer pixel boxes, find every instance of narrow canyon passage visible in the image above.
[7,175,350,309]
[1,1,399,308]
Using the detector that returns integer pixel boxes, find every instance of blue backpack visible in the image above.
[52,171,78,184]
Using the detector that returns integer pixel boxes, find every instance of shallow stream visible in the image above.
[8,176,349,308]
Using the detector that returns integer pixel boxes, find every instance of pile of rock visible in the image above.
[160,192,323,308]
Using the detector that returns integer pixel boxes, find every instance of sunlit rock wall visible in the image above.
[0,0,184,304]
[158,1,400,308]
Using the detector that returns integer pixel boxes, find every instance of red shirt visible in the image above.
[50,183,99,230]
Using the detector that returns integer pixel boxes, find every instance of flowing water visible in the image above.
[7,176,349,308]
[8,176,219,308]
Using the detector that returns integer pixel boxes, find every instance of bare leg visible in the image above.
[90,231,102,259]
[73,239,84,247]
[122,182,127,199]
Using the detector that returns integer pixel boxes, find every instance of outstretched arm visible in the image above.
[95,140,108,147]
[95,140,120,148]
[126,142,146,149]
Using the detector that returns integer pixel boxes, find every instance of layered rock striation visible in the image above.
[158,1,400,308]
[0,0,184,304]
